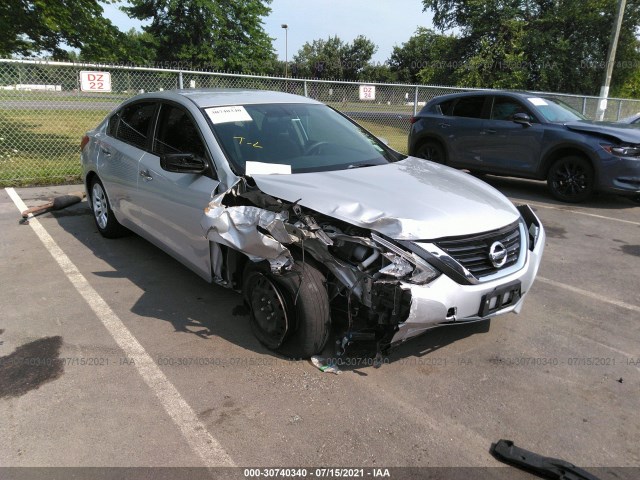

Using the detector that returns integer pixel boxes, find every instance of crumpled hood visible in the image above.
[565,121,640,144]
[251,157,520,240]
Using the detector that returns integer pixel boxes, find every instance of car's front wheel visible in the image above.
[243,260,330,358]
[90,177,127,238]
[415,140,446,164]
[547,156,594,203]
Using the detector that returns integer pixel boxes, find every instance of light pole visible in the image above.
[281,24,288,77]
[596,0,627,121]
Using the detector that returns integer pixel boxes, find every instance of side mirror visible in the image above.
[160,153,207,174]
[513,113,532,127]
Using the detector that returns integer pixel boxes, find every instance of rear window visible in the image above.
[115,102,156,149]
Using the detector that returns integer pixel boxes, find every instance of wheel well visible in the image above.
[85,171,98,206]
[542,148,593,177]
[414,137,448,163]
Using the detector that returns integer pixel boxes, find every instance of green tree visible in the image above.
[422,0,640,94]
[0,0,121,59]
[124,0,276,72]
[293,35,378,80]
[80,28,158,65]
[389,27,460,84]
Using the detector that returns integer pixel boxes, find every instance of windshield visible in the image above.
[526,97,587,122]
[205,103,403,174]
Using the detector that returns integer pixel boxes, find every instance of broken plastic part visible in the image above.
[490,439,601,480]
[310,355,342,375]
[379,254,413,278]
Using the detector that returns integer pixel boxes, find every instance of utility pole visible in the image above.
[281,24,288,78]
[596,0,627,121]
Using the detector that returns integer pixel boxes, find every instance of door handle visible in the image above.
[485,129,497,134]
[139,169,153,181]
[438,123,451,128]
[99,146,112,156]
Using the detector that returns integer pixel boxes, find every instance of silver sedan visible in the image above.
[81,89,545,359]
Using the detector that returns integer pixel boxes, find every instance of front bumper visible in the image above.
[390,208,545,345]
[597,155,640,195]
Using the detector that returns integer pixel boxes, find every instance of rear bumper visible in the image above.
[391,207,545,345]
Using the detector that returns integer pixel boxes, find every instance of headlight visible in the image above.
[601,144,640,157]
[372,234,440,285]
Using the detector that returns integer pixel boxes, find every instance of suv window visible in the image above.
[451,96,486,118]
[491,97,533,121]
[434,99,455,115]
[153,104,206,157]
[115,102,156,149]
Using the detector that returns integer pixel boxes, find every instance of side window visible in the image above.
[435,99,455,115]
[153,104,206,158]
[491,97,533,121]
[115,102,156,149]
[451,96,486,118]
[107,112,119,137]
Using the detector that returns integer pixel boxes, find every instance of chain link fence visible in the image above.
[1,58,640,186]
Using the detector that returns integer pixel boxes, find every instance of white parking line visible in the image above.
[5,187,235,468]
[510,200,640,226]
[537,276,640,314]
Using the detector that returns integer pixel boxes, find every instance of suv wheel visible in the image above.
[547,156,594,203]
[415,141,446,164]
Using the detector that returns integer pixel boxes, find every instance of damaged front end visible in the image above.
[200,176,544,361]
[200,178,441,358]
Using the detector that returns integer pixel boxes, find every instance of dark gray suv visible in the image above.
[408,91,640,202]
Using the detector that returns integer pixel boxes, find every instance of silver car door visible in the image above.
[96,101,157,227]
[134,102,219,281]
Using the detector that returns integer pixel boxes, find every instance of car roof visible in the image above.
[427,90,545,104]
[129,88,323,108]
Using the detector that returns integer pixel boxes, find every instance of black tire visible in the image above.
[89,177,127,238]
[243,261,330,358]
[414,140,446,164]
[547,156,594,203]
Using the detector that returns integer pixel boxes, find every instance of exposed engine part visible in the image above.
[358,248,380,271]
[371,280,412,325]
[201,182,417,359]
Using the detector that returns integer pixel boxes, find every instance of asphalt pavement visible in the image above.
[1,178,639,479]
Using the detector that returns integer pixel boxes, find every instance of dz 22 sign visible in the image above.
[80,71,112,92]
[359,85,375,101]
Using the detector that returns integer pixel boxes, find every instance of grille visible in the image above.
[435,222,521,278]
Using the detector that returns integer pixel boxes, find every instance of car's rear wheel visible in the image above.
[90,177,127,238]
[547,156,594,203]
[243,260,330,358]
[415,140,446,164]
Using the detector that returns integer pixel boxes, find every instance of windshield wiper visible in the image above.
[347,162,380,169]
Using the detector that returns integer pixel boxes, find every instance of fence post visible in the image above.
[582,97,587,115]
[303,80,308,97]
[178,71,183,89]
[413,86,419,116]
[617,99,623,121]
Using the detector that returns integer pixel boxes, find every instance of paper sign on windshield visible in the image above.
[527,97,548,106]
[245,161,291,175]
[206,106,252,124]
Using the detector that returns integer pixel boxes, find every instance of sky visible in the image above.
[101,0,436,63]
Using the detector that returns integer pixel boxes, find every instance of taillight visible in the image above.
[410,116,418,124]
[80,135,89,151]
